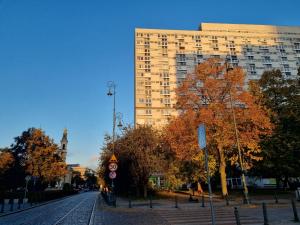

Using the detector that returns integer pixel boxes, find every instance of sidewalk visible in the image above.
[98,194,300,225]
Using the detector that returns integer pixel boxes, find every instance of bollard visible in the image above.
[291,199,299,222]
[201,194,205,207]
[234,207,241,225]
[128,197,132,208]
[225,195,229,206]
[149,195,153,208]
[274,191,278,204]
[0,198,4,213]
[175,195,178,208]
[262,202,269,225]
[17,198,22,209]
[9,198,13,212]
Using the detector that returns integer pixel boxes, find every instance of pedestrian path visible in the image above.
[154,207,263,225]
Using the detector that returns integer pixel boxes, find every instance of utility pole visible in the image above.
[227,66,250,204]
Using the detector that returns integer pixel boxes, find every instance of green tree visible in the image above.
[254,69,300,187]
[71,171,85,188]
[84,169,98,189]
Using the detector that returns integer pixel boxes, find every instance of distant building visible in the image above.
[134,23,300,127]
[57,129,72,188]
[69,165,88,179]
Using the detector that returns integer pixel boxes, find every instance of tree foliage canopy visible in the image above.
[0,128,67,190]
[254,69,300,183]
[173,59,272,196]
[99,126,169,197]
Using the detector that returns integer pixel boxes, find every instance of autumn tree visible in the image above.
[175,59,271,197]
[254,69,300,187]
[10,128,67,189]
[163,110,217,189]
[100,126,168,198]
[0,149,14,173]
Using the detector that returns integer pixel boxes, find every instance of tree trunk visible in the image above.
[276,176,280,189]
[219,148,228,197]
[136,186,140,198]
[283,176,289,190]
[143,184,147,198]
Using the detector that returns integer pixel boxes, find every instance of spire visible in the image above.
[61,128,68,143]
[60,128,68,162]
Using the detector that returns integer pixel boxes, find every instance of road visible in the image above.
[0,191,98,225]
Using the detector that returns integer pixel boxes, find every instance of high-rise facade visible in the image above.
[134,23,300,127]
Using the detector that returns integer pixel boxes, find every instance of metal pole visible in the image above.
[292,199,299,222]
[24,179,28,199]
[112,84,116,154]
[234,207,241,225]
[229,89,249,204]
[205,147,215,225]
[262,202,269,225]
[108,81,117,205]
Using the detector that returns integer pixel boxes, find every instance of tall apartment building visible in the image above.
[134,23,300,127]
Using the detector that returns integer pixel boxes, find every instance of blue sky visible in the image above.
[0,0,299,169]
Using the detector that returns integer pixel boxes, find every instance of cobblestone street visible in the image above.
[0,192,97,225]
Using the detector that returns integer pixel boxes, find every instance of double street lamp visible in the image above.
[107,82,123,189]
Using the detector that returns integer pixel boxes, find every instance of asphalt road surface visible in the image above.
[0,191,98,225]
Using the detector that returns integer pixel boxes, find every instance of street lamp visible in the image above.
[116,112,123,129]
[226,62,250,204]
[107,82,123,206]
[107,81,117,154]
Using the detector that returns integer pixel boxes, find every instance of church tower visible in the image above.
[60,128,68,162]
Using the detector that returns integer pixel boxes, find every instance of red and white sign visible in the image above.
[108,162,118,172]
[109,171,117,179]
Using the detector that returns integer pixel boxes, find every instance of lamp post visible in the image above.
[226,62,250,204]
[107,81,117,155]
[107,82,123,206]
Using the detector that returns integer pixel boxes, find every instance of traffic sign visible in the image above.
[198,124,206,149]
[108,162,118,172]
[109,171,117,179]
[109,154,118,163]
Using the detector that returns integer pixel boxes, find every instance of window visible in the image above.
[294,43,300,50]
[247,56,254,60]
[281,57,287,61]
[177,54,186,61]
[248,64,256,75]
[263,56,271,63]
[265,64,272,69]
[145,98,152,106]
[283,64,290,72]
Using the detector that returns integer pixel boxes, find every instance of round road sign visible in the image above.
[108,162,118,172]
[109,171,117,179]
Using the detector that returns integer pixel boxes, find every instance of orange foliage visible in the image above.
[25,129,67,182]
[175,59,272,165]
[165,58,272,196]
[0,151,14,173]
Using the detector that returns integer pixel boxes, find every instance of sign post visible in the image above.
[108,154,118,206]
[198,124,215,225]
